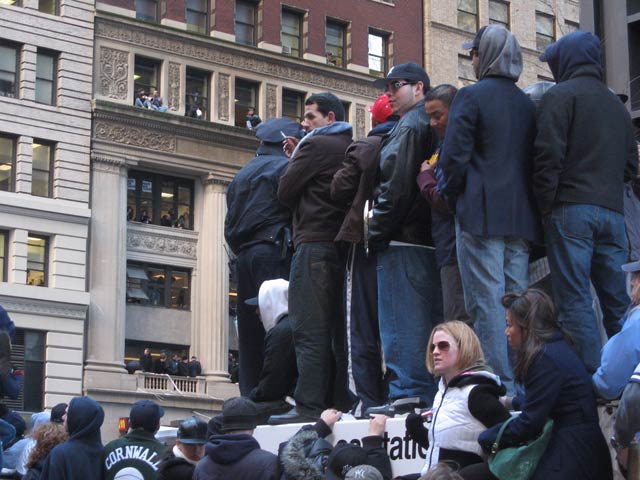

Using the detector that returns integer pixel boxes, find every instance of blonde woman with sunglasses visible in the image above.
[405,321,509,477]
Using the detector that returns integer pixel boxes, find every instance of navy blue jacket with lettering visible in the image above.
[102,428,167,480]
[40,396,104,480]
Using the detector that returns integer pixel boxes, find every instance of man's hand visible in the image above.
[368,414,389,437]
[283,137,300,158]
[420,159,434,173]
[320,408,342,428]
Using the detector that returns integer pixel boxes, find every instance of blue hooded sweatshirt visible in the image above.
[40,396,104,480]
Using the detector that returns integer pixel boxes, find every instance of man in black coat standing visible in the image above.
[534,30,639,374]
[224,118,303,396]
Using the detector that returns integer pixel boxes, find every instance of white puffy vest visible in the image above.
[420,381,487,476]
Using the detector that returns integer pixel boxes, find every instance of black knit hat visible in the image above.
[221,397,258,432]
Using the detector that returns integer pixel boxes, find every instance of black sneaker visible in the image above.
[268,408,318,426]
[364,397,423,418]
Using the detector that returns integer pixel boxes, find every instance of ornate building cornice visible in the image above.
[0,296,87,320]
[95,15,379,99]
[127,223,198,260]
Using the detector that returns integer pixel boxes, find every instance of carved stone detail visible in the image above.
[0,297,87,319]
[100,46,129,100]
[94,122,176,152]
[168,62,181,111]
[217,73,230,121]
[127,229,197,259]
[91,152,127,174]
[95,19,379,98]
[266,84,277,119]
[356,103,367,139]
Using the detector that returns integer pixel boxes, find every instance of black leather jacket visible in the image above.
[368,101,438,249]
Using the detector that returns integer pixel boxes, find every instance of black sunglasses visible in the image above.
[430,341,451,353]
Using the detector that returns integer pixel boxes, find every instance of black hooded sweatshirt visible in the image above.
[40,396,104,480]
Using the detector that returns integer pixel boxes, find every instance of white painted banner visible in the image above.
[253,415,426,477]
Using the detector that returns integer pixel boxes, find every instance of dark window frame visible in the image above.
[457,0,478,33]
[0,41,19,99]
[126,261,192,310]
[186,0,209,34]
[0,134,16,193]
[3,329,46,412]
[235,0,258,46]
[127,171,195,230]
[133,55,161,102]
[368,29,389,77]
[185,66,210,120]
[31,139,54,198]
[38,0,59,15]
[234,77,260,127]
[35,49,57,106]
[536,11,556,52]
[282,88,305,122]
[281,8,303,57]
[0,230,7,283]
[326,19,347,67]
[135,0,159,23]
[489,0,510,30]
[26,234,48,287]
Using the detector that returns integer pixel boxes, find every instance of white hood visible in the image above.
[258,279,289,333]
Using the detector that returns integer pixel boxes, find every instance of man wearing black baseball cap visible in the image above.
[438,24,539,396]
[367,60,443,409]
[102,400,167,479]
[157,416,207,480]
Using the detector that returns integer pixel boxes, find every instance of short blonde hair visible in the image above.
[425,321,485,375]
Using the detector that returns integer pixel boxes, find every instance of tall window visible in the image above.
[281,9,302,57]
[0,42,19,99]
[27,235,47,287]
[564,20,579,35]
[32,141,53,198]
[341,101,351,122]
[368,30,389,77]
[326,20,346,67]
[136,0,158,22]
[282,89,305,122]
[234,78,259,127]
[489,0,510,29]
[5,329,46,412]
[185,67,209,120]
[36,49,57,105]
[133,56,160,100]
[457,0,478,33]
[38,0,57,14]
[536,12,555,51]
[0,135,15,192]
[235,0,257,46]
[0,231,7,282]
[186,0,208,34]
[127,171,194,230]
[458,54,476,87]
[126,262,191,309]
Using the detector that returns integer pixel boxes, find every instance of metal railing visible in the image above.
[135,371,206,395]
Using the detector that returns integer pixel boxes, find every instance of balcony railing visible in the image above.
[135,372,207,395]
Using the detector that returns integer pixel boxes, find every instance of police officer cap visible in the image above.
[177,416,208,444]
[255,117,303,144]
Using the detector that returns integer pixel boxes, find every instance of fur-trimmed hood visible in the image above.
[280,428,332,480]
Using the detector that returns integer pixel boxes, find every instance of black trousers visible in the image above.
[236,242,291,396]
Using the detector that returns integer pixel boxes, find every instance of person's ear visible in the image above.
[327,111,336,123]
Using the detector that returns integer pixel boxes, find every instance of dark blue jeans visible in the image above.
[545,203,629,373]
[235,242,291,396]
[377,245,443,405]
[289,242,350,416]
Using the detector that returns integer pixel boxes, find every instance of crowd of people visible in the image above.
[224,24,640,479]
[125,348,203,377]
[134,88,169,112]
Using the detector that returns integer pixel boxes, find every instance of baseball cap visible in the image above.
[372,62,430,90]
[369,95,393,124]
[50,402,68,423]
[326,442,369,480]
[462,25,489,51]
[345,464,383,480]
[221,397,258,432]
[177,416,208,444]
[129,400,164,433]
[622,260,640,273]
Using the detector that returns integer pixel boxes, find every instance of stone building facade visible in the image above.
[89,0,423,437]
[0,1,94,413]
[423,0,580,88]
